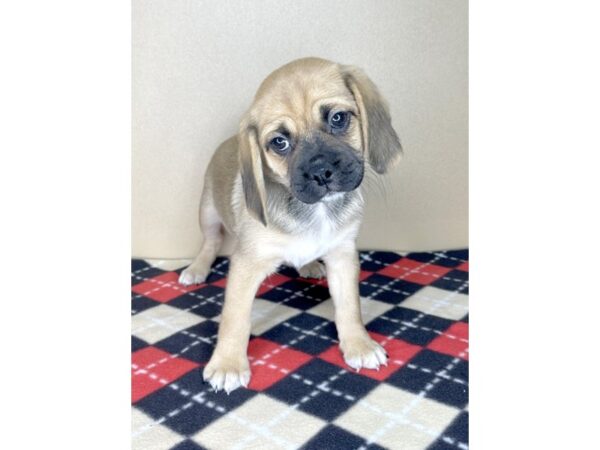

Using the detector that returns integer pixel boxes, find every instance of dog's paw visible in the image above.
[340,335,388,372]
[178,267,209,286]
[298,261,326,279]
[203,353,251,394]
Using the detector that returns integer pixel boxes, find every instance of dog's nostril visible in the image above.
[312,173,328,186]
[324,170,332,179]
[303,173,310,179]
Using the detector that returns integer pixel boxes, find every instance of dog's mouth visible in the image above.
[288,133,364,204]
[290,159,364,204]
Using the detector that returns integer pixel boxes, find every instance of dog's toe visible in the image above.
[298,261,327,279]
[203,354,251,394]
[178,271,194,286]
[178,268,207,286]
[341,335,388,372]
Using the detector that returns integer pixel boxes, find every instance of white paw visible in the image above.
[203,353,251,394]
[298,261,327,279]
[178,267,208,286]
[340,335,388,372]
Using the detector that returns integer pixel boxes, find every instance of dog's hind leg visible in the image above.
[298,260,327,279]
[179,190,224,286]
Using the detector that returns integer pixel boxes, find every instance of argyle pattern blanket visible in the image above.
[132,250,469,450]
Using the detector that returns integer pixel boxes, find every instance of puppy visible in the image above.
[179,57,402,393]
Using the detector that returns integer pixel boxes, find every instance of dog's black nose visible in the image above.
[304,154,336,186]
[310,165,334,186]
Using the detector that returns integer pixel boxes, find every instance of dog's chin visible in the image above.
[291,185,329,204]
[291,186,356,204]
[291,171,364,204]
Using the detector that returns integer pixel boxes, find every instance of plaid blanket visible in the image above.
[132,250,469,450]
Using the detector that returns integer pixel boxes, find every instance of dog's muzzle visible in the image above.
[290,134,364,204]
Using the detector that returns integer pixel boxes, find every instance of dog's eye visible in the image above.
[269,136,291,154]
[328,111,350,132]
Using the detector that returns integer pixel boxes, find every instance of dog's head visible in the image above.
[239,57,402,225]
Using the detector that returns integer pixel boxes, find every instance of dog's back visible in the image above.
[203,136,240,235]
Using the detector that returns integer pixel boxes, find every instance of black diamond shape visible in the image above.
[154,321,219,364]
[169,439,208,450]
[407,251,468,269]
[430,269,469,294]
[261,313,337,355]
[359,251,403,271]
[277,265,302,277]
[360,274,423,304]
[444,249,468,262]
[303,424,387,450]
[132,335,149,352]
[204,256,229,282]
[131,296,161,315]
[132,259,150,272]
[406,252,445,265]
[267,359,377,421]
[131,265,169,286]
[387,349,468,408]
[367,307,454,346]
[259,280,330,310]
[427,411,468,450]
[168,285,224,318]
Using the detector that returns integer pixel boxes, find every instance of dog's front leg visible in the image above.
[324,244,388,371]
[203,252,278,393]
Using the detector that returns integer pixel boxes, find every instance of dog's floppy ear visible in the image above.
[239,121,268,226]
[342,66,402,174]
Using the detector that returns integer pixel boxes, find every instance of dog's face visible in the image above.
[239,58,402,225]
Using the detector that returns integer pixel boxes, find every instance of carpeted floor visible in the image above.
[131,250,469,450]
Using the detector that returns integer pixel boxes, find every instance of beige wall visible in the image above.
[132,0,468,259]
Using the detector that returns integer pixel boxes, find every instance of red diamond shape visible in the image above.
[319,332,421,381]
[131,347,199,403]
[378,258,452,285]
[247,338,312,391]
[427,322,469,360]
[293,269,373,288]
[456,261,469,272]
[298,275,329,287]
[211,277,227,288]
[359,270,374,281]
[256,273,292,297]
[131,272,204,302]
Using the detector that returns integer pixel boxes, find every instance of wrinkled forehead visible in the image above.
[251,64,356,136]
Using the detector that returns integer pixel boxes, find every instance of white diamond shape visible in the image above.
[335,384,460,449]
[132,304,203,344]
[131,407,184,450]
[401,286,468,320]
[193,394,325,449]
[251,298,302,335]
[308,296,395,325]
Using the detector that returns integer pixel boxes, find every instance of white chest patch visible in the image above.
[281,204,352,269]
